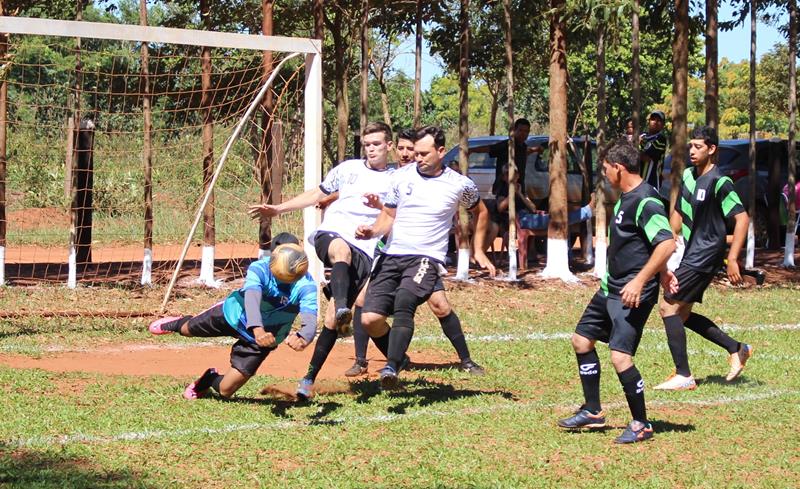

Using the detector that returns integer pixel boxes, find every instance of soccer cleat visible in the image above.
[149,316,182,335]
[296,378,314,401]
[460,359,486,376]
[557,408,607,429]
[183,367,218,400]
[653,373,696,391]
[726,343,754,381]
[335,307,353,337]
[344,359,368,377]
[379,365,399,390]
[614,421,654,444]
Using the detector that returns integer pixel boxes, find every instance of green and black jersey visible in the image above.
[675,165,745,273]
[601,182,673,301]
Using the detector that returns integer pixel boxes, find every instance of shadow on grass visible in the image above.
[0,447,151,488]
[219,394,343,419]
[698,374,765,387]
[649,419,695,434]
[348,377,515,414]
[405,360,462,372]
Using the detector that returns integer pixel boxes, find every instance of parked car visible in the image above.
[441,135,615,206]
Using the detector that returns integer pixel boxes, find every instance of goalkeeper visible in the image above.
[147,232,317,400]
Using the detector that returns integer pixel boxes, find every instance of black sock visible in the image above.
[576,350,602,413]
[617,365,647,424]
[439,311,471,362]
[371,331,390,358]
[685,313,740,354]
[664,314,691,376]
[163,315,191,333]
[352,307,368,363]
[387,325,414,370]
[304,327,338,382]
[194,368,220,392]
[209,374,223,394]
[329,262,351,311]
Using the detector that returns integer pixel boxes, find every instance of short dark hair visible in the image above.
[605,139,640,173]
[397,128,417,143]
[363,121,392,142]
[690,125,718,147]
[416,125,446,148]
[514,118,531,129]
[270,232,300,251]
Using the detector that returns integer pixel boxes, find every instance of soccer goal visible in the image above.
[0,16,322,314]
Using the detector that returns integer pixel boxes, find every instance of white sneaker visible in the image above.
[653,373,697,391]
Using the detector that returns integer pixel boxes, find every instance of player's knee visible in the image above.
[328,239,352,263]
[571,333,594,353]
[427,294,451,318]
[361,312,387,335]
[610,350,633,372]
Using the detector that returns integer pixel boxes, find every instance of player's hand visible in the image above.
[473,251,496,278]
[727,259,743,286]
[355,225,374,240]
[660,269,679,295]
[253,329,277,348]
[362,193,384,210]
[620,277,644,308]
[285,333,308,351]
[248,203,281,219]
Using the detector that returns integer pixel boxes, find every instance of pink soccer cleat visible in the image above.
[148,316,182,335]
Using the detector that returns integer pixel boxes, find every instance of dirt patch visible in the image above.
[7,207,70,231]
[0,341,451,382]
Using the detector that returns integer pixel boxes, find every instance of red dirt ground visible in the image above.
[0,340,451,382]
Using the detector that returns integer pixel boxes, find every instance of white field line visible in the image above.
[9,388,797,449]
[0,323,797,355]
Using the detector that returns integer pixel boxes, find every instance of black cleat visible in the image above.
[557,408,607,429]
[460,359,486,376]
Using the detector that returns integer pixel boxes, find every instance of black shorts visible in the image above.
[183,302,274,377]
[664,266,715,304]
[363,254,441,316]
[574,291,655,356]
[314,231,373,308]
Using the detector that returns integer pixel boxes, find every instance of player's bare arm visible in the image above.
[726,211,749,285]
[669,209,683,238]
[356,205,396,240]
[621,238,676,309]
[470,200,497,277]
[248,187,326,219]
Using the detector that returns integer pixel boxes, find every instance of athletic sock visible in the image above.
[352,306,369,364]
[329,262,351,311]
[617,365,647,424]
[576,350,602,413]
[439,311,471,362]
[685,313,740,354]
[163,315,191,333]
[304,327,338,382]
[198,370,221,393]
[371,331,391,358]
[387,325,414,371]
[663,314,691,377]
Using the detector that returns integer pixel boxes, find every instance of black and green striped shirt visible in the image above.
[601,181,673,301]
[675,165,745,273]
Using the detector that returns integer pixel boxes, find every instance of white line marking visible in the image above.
[10,389,797,448]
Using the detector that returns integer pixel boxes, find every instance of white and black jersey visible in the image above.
[383,163,480,263]
[314,159,394,259]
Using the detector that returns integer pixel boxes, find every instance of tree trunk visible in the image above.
[541,0,574,282]
[140,0,153,285]
[314,0,324,40]
[503,0,518,278]
[378,78,393,128]
[669,0,689,211]
[705,0,719,129]
[414,0,423,128]
[455,0,471,280]
[488,79,499,136]
[785,0,797,267]
[67,0,85,288]
[360,0,369,135]
[593,24,607,278]
[257,0,275,257]
[0,0,6,285]
[746,0,757,267]
[333,10,349,164]
[631,0,641,137]
[199,0,216,286]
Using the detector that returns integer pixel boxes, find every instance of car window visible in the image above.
[532,142,590,174]
[468,152,495,170]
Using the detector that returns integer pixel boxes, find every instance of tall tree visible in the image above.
[593,20,607,278]
[786,0,798,267]
[746,0,757,267]
[631,0,641,136]
[705,0,719,128]
[359,0,369,135]
[413,0,422,127]
[541,0,575,282]
[256,0,275,257]
[669,0,689,210]
[455,0,471,280]
[502,0,518,279]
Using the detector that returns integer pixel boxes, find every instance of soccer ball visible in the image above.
[269,243,309,283]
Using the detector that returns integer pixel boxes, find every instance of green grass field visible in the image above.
[1,282,799,488]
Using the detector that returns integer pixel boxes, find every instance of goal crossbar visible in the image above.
[0,16,321,54]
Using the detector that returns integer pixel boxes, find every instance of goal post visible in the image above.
[0,16,323,314]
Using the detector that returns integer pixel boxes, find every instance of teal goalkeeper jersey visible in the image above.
[221,257,317,344]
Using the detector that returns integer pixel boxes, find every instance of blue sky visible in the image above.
[394,5,790,91]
